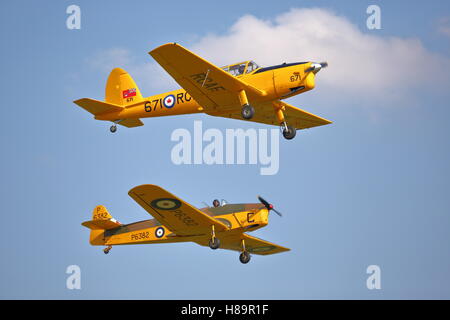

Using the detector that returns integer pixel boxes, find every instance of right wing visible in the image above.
[210,99,332,130]
[128,184,229,236]
[196,233,290,255]
[149,43,265,112]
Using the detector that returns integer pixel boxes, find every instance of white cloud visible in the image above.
[88,8,450,108]
[88,48,132,72]
[191,8,450,98]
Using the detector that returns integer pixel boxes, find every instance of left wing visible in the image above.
[128,184,228,236]
[210,100,332,130]
[196,233,290,255]
[149,43,265,111]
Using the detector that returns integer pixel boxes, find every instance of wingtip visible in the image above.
[73,98,86,105]
[128,184,161,195]
[148,42,180,55]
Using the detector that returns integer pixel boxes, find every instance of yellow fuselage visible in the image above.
[93,207,270,246]
[95,62,316,122]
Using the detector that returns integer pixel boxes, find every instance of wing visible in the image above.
[149,43,265,111]
[128,184,228,236]
[119,118,144,128]
[211,100,332,130]
[196,233,290,255]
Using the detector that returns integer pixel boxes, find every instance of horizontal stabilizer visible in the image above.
[81,219,121,230]
[119,118,144,128]
[74,98,123,116]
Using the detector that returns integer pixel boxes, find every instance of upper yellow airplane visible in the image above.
[74,42,331,140]
[82,184,289,264]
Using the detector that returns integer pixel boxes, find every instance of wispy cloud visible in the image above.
[437,16,450,37]
[87,48,175,94]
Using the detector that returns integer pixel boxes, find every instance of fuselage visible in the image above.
[94,61,317,122]
[95,203,269,246]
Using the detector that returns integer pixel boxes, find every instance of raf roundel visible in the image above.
[163,94,176,108]
[151,198,182,210]
[155,227,165,238]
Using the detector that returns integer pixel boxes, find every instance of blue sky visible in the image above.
[1,0,450,299]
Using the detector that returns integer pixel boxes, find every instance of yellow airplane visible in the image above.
[74,43,331,140]
[82,184,289,264]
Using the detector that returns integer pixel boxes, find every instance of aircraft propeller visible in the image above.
[305,61,328,73]
[258,196,283,217]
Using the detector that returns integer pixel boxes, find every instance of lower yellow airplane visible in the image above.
[82,185,289,264]
[74,43,331,140]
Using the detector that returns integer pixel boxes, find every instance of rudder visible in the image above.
[105,68,143,106]
[82,205,122,246]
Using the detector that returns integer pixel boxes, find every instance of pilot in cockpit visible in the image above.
[238,64,246,75]
[212,199,220,207]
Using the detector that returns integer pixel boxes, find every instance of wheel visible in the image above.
[239,251,251,264]
[103,249,110,254]
[110,125,117,133]
[209,237,220,250]
[241,104,255,120]
[282,125,296,140]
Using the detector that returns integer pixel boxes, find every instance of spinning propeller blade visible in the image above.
[305,61,328,73]
[258,196,283,217]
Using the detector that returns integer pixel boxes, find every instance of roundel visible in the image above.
[155,227,165,238]
[150,198,182,210]
[163,94,176,108]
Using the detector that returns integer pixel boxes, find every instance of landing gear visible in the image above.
[241,104,255,120]
[281,123,296,140]
[238,90,254,120]
[103,245,112,254]
[110,120,123,133]
[209,225,220,250]
[239,251,251,264]
[273,103,296,140]
[209,237,220,250]
[239,239,251,264]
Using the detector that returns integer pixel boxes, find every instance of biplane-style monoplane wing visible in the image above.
[128,184,229,236]
[149,43,265,111]
[196,233,290,255]
[211,99,332,130]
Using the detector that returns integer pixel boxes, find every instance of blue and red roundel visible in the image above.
[163,94,176,108]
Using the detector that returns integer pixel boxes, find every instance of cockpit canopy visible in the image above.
[222,61,260,76]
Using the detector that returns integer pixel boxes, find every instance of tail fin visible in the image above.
[81,205,122,245]
[105,68,143,106]
[74,68,144,117]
